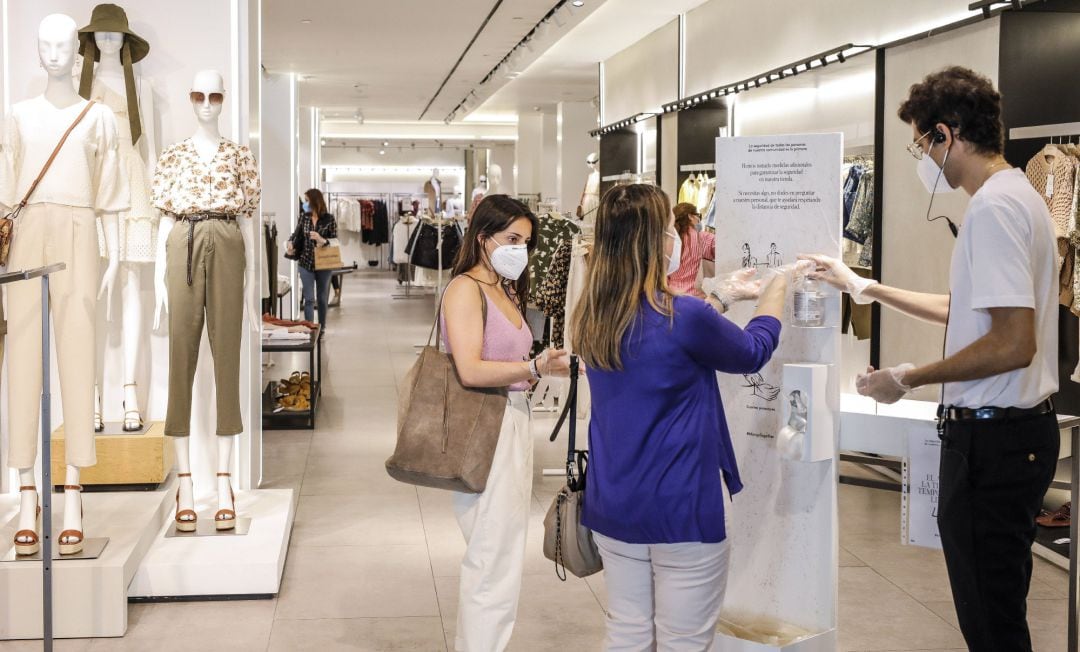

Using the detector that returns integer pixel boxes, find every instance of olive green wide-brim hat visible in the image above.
[77,3,150,63]
[76,4,150,144]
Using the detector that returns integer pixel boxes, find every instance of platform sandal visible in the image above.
[94,390,104,433]
[174,472,197,532]
[122,384,144,432]
[215,473,236,531]
[13,486,41,557]
[58,485,84,556]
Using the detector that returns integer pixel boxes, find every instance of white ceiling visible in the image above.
[477,0,711,117]
[262,0,599,122]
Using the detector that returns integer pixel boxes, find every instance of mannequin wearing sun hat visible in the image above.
[76,3,159,433]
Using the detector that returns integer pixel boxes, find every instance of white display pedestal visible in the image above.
[0,488,171,639]
[128,488,294,599]
[717,629,836,652]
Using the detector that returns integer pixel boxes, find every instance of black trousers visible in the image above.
[937,412,1059,652]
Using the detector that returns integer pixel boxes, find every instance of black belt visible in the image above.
[937,398,1055,424]
[177,213,236,285]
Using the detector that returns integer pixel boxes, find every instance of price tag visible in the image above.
[1046,173,1055,198]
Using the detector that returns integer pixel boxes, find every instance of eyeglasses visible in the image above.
[189,91,224,105]
[907,130,932,160]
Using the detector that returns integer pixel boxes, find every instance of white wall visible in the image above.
[261,72,298,326]
[489,144,516,196]
[558,101,599,214]
[516,113,544,196]
[602,18,678,122]
[541,111,559,204]
[0,0,258,491]
[685,0,976,98]
[880,18,1001,401]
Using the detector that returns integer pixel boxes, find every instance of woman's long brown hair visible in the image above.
[571,184,674,371]
[303,188,328,216]
[451,195,539,314]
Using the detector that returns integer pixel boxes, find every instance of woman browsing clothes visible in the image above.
[440,195,571,651]
[571,184,793,651]
[287,188,338,328]
[666,201,716,298]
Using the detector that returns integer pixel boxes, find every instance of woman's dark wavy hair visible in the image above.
[451,195,538,314]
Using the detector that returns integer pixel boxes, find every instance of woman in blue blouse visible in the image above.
[570,184,786,650]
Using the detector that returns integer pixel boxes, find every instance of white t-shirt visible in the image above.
[944,168,1059,408]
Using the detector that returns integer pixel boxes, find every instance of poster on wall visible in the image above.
[902,431,943,550]
[713,134,842,643]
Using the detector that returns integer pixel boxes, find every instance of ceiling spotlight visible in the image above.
[382,141,389,147]
[300,19,312,24]
[553,10,567,27]
[320,139,326,146]
[379,149,386,155]
[572,0,584,6]
[837,52,846,63]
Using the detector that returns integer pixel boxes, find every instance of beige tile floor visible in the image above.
[9,272,1070,651]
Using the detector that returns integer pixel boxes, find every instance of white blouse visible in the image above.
[0,96,128,213]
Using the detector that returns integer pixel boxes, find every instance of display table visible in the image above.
[327,263,358,308]
[262,326,322,430]
[840,394,1080,652]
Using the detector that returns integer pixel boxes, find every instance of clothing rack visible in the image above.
[680,163,716,172]
[392,214,426,300]
[1009,122,1080,141]
[326,192,391,271]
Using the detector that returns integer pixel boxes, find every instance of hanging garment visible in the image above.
[845,169,874,245]
[842,164,866,235]
[678,175,698,205]
[580,171,600,222]
[535,239,573,348]
[696,176,716,215]
[528,214,581,295]
[393,218,418,264]
[408,220,462,270]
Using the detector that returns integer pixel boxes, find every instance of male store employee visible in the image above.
[805,66,1059,652]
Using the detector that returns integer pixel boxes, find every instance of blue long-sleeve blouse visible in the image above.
[581,296,781,544]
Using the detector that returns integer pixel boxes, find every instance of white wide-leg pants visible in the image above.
[595,532,731,652]
[452,392,533,652]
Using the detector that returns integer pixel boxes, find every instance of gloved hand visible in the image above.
[798,254,877,304]
[702,268,763,305]
[856,363,915,404]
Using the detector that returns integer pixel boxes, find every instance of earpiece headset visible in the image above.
[927,125,959,238]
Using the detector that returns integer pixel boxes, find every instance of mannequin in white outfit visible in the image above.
[10,14,122,555]
[487,164,502,194]
[577,153,600,222]
[83,29,159,432]
[154,70,259,527]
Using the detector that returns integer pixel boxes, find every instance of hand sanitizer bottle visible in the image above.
[793,273,825,327]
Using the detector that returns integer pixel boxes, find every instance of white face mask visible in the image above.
[489,239,529,281]
[665,230,682,276]
[916,142,958,194]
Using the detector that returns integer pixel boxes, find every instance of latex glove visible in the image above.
[798,254,877,304]
[537,348,571,377]
[97,213,120,322]
[764,259,816,282]
[702,268,762,305]
[856,363,915,404]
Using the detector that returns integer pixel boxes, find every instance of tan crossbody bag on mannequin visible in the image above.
[0,100,96,267]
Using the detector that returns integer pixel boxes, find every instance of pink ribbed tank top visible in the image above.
[441,279,534,391]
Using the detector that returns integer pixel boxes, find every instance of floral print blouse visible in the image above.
[151,138,261,218]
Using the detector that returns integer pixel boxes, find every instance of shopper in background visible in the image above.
[667,201,716,297]
[287,188,338,328]
[571,184,787,650]
[441,195,571,651]
[803,66,1058,652]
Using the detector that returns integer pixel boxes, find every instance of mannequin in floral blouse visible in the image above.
[151,70,261,533]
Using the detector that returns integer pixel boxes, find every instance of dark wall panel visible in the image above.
[598,128,639,197]
[676,99,728,188]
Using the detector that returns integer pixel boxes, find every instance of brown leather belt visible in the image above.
[937,398,1055,424]
[177,213,236,285]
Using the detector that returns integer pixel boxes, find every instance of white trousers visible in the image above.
[595,532,731,652]
[453,392,533,652]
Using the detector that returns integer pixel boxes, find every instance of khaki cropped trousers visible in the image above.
[164,218,245,437]
[7,204,98,469]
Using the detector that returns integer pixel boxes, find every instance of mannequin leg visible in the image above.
[94,263,107,432]
[14,468,38,546]
[60,466,82,549]
[216,436,237,529]
[121,264,145,429]
[174,437,195,528]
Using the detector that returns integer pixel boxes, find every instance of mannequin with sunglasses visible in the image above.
[803,67,1058,651]
[76,4,161,434]
[151,70,261,533]
[1,13,127,556]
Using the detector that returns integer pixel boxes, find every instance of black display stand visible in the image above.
[676,99,729,188]
[0,264,65,652]
[262,326,322,430]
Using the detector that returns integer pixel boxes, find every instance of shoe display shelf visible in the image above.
[262,325,322,430]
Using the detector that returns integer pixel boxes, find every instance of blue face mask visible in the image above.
[302,201,311,213]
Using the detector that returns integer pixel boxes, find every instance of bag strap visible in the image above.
[428,275,488,352]
[10,100,96,216]
[548,355,584,487]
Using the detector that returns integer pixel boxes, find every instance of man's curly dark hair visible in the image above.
[898,66,1004,156]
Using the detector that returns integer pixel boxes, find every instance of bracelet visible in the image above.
[528,358,541,380]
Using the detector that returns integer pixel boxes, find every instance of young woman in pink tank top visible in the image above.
[440,195,570,651]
